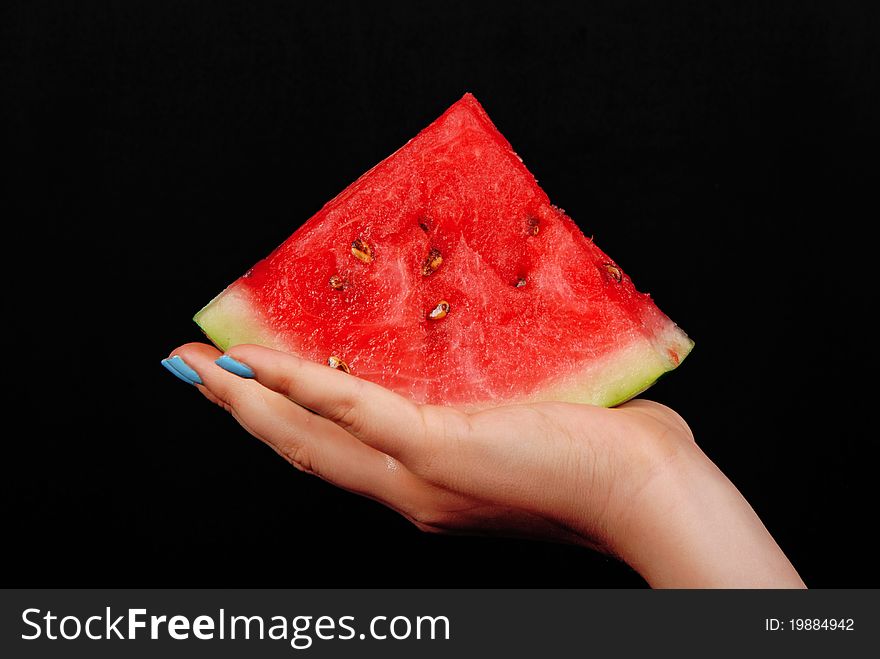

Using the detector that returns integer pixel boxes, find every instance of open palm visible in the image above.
[163,343,803,588]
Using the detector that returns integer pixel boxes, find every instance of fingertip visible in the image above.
[167,341,223,361]
[163,342,226,386]
[215,354,256,378]
[161,356,202,385]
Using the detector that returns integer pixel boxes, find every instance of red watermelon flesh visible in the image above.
[195,94,693,408]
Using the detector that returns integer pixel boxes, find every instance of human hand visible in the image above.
[163,343,804,588]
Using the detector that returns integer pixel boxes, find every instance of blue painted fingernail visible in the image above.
[161,356,203,385]
[215,354,255,378]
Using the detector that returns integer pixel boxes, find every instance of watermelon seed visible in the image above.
[327,355,351,374]
[527,217,540,236]
[351,238,373,263]
[428,300,450,320]
[421,248,444,276]
[603,263,622,283]
[328,275,348,290]
[418,220,430,233]
[515,277,527,288]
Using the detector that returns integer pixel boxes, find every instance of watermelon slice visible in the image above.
[195,94,693,408]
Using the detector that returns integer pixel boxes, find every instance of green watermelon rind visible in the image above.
[194,285,272,352]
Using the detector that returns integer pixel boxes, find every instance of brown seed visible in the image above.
[421,248,444,276]
[327,355,351,374]
[515,277,527,288]
[351,238,373,263]
[428,300,450,320]
[527,217,540,236]
[328,275,348,290]
[603,263,623,282]
[418,220,430,233]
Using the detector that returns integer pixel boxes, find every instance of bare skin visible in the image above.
[166,342,805,588]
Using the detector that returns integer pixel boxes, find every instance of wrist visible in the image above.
[602,440,804,588]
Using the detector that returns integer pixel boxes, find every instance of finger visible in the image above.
[218,344,430,462]
[166,343,406,502]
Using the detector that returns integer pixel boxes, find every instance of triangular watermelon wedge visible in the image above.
[195,94,693,408]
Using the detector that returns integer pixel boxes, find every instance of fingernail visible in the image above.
[161,356,203,385]
[215,354,255,378]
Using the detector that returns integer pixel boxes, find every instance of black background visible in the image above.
[4,1,877,587]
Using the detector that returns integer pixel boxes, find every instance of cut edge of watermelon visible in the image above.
[194,285,694,409]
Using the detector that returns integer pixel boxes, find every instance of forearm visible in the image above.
[608,444,805,588]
